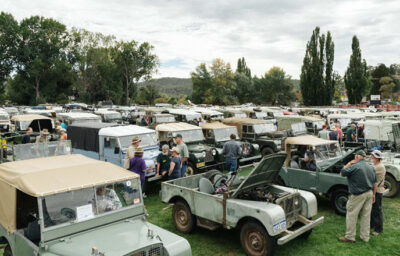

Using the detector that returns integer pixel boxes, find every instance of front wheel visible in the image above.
[240,221,275,256]
[384,174,400,198]
[3,245,12,256]
[261,147,274,157]
[185,163,196,177]
[331,187,348,216]
[172,201,196,234]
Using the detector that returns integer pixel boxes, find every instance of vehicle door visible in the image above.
[284,147,318,191]
[101,136,122,166]
[241,125,255,140]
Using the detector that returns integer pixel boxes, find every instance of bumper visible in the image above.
[277,216,324,245]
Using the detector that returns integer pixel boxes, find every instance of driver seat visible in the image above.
[199,178,215,194]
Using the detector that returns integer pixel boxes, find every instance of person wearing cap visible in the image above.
[60,128,68,141]
[370,150,386,236]
[124,136,141,169]
[168,147,182,180]
[128,147,147,190]
[36,129,50,143]
[222,134,242,172]
[174,134,189,177]
[156,144,171,177]
[338,150,377,243]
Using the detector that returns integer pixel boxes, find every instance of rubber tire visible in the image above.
[185,163,196,177]
[261,147,274,157]
[240,221,275,256]
[172,200,196,234]
[3,245,12,256]
[384,174,400,198]
[331,187,348,216]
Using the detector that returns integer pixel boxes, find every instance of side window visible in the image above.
[248,125,254,133]
[104,138,118,149]
[243,125,248,133]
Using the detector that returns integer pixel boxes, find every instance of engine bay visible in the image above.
[236,185,291,203]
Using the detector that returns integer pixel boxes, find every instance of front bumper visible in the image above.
[277,216,324,245]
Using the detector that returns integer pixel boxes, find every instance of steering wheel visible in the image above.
[60,208,76,220]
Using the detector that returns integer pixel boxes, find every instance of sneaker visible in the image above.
[338,237,355,243]
[372,231,381,236]
[143,193,147,198]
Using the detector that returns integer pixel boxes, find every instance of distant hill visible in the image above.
[139,77,192,96]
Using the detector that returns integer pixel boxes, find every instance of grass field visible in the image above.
[2,171,399,256]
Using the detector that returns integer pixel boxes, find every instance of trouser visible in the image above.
[371,192,383,233]
[226,157,238,172]
[180,163,187,177]
[345,190,373,242]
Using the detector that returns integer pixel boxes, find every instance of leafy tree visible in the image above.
[234,57,254,103]
[333,72,345,103]
[236,57,251,78]
[300,27,335,106]
[136,84,160,105]
[191,63,213,104]
[113,41,159,105]
[344,36,369,104]
[379,76,395,99]
[370,64,390,95]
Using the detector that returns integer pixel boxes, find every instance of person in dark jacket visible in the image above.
[22,127,33,144]
[168,147,182,180]
[222,134,242,172]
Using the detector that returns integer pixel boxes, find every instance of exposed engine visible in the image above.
[236,186,291,203]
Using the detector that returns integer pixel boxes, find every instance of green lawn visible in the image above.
[145,181,400,256]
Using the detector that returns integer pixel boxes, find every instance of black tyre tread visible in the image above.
[261,147,274,156]
[331,187,348,216]
[172,200,196,234]
[3,245,12,256]
[384,174,399,198]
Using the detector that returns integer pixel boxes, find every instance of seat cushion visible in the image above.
[199,178,215,194]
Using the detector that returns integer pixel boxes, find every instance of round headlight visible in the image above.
[212,149,217,156]
[294,199,299,206]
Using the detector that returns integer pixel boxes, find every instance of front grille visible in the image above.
[128,244,163,256]
[241,143,251,156]
[276,193,302,228]
[205,150,214,162]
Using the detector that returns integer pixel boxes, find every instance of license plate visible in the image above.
[273,220,286,233]
[196,162,205,168]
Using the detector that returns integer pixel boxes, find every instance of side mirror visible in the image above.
[114,147,120,154]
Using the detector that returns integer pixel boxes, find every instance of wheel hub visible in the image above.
[248,232,263,251]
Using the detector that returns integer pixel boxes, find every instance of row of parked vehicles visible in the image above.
[1,104,400,255]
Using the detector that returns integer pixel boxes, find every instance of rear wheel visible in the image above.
[331,187,348,216]
[261,147,274,157]
[185,163,196,177]
[172,201,196,234]
[384,174,399,198]
[240,221,275,256]
[3,244,12,256]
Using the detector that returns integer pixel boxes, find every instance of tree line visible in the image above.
[0,12,159,105]
[190,57,297,105]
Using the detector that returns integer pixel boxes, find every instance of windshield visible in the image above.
[253,123,277,134]
[255,112,267,119]
[186,114,202,121]
[155,116,175,123]
[41,179,142,229]
[210,115,223,121]
[104,113,122,121]
[0,115,9,121]
[314,143,342,161]
[214,127,239,142]
[119,133,158,149]
[173,129,204,143]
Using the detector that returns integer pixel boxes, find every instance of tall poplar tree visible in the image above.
[300,27,335,106]
[344,36,369,104]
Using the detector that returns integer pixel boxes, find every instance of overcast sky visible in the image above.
[2,0,400,79]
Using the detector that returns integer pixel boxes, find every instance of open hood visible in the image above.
[231,153,286,198]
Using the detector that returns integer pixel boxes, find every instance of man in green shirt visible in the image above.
[156,144,171,177]
[338,150,377,243]
[346,124,356,141]
[174,134,189,177]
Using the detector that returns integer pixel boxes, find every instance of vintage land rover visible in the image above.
[161,153,324,256]
[57,112,101,126]
[222,118,283,156]
[0,154,191,256]
[200,122,261,166]
[0,111,10,133]
[278,135,400,215]
[68,123,160,181]
[156,122,222,176]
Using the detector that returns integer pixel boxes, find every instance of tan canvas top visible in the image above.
[11,114,52,122]
[155,122,200,132]
[284,135,338,147]
[0,154,138,197]
[222,117,269,125]
[276,115,324,122]
[200,122,234,130]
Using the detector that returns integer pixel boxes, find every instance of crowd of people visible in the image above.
[318,122,365,143]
